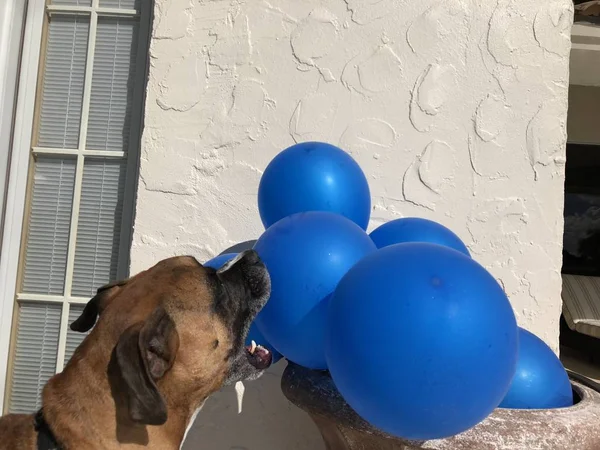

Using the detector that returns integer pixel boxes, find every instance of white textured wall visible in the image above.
[132,0,573,448]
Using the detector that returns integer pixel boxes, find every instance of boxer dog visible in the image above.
[0,250,272,449]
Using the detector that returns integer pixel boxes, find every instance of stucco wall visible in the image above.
[132,0,573,448]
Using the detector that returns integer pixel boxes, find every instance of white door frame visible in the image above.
[0,0,46,415]
[0,0,27,248]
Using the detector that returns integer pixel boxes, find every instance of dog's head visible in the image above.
[69,250,271,426]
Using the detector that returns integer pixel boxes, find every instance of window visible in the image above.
[4,0,150,413]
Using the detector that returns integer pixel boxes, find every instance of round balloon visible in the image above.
[326,243,518,440]
[258,142,371,230]
[370,217,470,257]
[254,211,376,369]
[499,327,572,409]
[204,253,282,364]
[204,253,239,270]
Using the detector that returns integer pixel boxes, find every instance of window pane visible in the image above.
[8,303,61,414]
[22,158,76,295]
[38,15,89,149]
[64,304,88,367]
[86,17,139,152]
[72,159,126,297]
[50,0,92,6]
[99,0,139,10]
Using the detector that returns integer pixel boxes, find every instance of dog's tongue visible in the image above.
[254,346,271,365]
[246,341,273,370]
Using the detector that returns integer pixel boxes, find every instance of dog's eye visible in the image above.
[213,339,219,349]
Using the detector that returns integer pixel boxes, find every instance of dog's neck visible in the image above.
[41,338,205,450]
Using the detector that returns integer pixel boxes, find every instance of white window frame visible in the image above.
[0,0,151,414]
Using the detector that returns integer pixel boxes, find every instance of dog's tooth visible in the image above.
[250,340,257,354]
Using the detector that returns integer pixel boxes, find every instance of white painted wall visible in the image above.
[132,0,573,448]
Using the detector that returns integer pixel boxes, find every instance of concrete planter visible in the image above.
[281,363,600,450]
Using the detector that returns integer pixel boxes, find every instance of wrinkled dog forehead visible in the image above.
[135,251,270,319]
[73,252,271,335]
[133,256,220,314]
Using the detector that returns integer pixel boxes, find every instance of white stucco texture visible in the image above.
[133,0,573,448]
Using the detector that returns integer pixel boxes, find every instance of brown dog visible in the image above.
[0,250,273,449]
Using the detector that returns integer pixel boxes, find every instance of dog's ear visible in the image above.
[70,280,128,332]
[115,306,180,425]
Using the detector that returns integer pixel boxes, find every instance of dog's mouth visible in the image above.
[245,339,272,370]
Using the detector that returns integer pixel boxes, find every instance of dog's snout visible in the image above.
[243,257,271,308]
[216,250,271,306]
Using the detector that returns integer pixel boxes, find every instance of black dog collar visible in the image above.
[34,409,62,450]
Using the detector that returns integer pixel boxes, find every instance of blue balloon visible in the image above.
[258,142,371,230]
[204,253,282,364]
[326,243,518,440]
[204,253,239,270]
[370,217,470,256]
[254,211,376,369]
[500,327,572,409]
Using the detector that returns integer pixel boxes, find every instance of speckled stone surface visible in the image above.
[282,363,600,450]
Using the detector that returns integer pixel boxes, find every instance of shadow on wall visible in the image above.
[182,362,325,450]
[183,239,324,449]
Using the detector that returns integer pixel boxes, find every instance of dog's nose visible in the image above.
[240,249,261,266]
